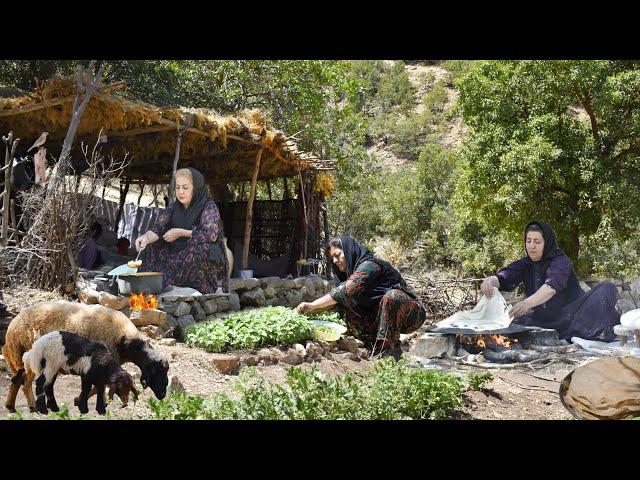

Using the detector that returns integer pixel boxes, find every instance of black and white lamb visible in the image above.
[21,331,139,415]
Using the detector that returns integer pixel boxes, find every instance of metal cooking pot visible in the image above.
[117,272,164,295]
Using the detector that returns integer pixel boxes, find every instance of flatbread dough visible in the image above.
[435,288,513,332]
[561,357,640,419]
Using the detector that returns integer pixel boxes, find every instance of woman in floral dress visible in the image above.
[135,167,229,294]
[296,235,426,355]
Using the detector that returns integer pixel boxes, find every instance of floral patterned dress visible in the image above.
[139,199,228,294]
[329,260,426,349]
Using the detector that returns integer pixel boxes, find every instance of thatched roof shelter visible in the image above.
[0,76,333,187]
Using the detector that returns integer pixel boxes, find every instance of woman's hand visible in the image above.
[481,276,500,298]
[295,302,313,314]
[509,299,532,319]
[163,228,188,243]
[135,234,149,252]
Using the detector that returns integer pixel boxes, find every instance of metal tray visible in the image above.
[426,322,533,336]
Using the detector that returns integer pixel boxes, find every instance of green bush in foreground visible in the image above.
[147,358,467,420]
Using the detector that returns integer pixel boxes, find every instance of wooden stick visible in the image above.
[169,129,183,203]
[242,147,263,270]
[137,184,145,206]
[322,202,332,280]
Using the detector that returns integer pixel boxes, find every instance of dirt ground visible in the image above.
[0,285,591,420]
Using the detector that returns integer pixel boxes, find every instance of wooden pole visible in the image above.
[298,169,308,260]
[169,130,183,203]
[2,132,19,246]
[242,147,263,270]
[322,201,332,280]
[114,179,130,230]
[9,199,16,242]
[137,184,145,205]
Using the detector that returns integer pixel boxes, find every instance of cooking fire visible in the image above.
[456,334,518,354]
[129,293,158,311]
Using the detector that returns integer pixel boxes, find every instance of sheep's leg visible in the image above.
[76,377,91,415]
[74,385,98,406]
[45,375,59,412]
[95,384,107,415]
[5,368,24,412]
[34,374,48,414]
[22,370,37,412]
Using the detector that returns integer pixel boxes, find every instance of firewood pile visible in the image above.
[404,275,483,323]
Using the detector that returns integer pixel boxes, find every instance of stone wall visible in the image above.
[76,274,336,339]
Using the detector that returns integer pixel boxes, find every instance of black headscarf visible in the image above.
[169,168,209,252]
[523,220,564,263]
[330,235,409,309]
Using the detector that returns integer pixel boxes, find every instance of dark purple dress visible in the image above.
[496,255,619,341]
[139,200,228,294]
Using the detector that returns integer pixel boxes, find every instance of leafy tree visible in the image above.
[456,60,640,273]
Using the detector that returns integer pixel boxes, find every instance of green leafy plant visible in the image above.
[183,306,316,352]
[146,358,468,420]
[467,372,493,392]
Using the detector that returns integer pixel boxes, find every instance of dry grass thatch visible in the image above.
[0,76,333,185]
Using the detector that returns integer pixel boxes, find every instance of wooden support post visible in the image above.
[2,131,19,246]
[283,177,290,200]
[298,169,308,260]
[9,199,16,242]
[267,180,272,200]
[114,179,130,230]
[137,184,145,206]
[242,148,263,270]
[322,202,332,280]
[169,130,183,203]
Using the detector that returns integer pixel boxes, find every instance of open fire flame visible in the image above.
[456,334,518,353]
[129,293,158,312]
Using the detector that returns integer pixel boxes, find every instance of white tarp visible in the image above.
[435,287,513,332]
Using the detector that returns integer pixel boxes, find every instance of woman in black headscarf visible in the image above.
[481,221,620,341]
[135,167,229,294]
[295,235,426,354]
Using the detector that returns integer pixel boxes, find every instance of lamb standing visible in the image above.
[2,300,169,412]
[21,331,139,415]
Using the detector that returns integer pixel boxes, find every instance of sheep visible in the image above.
[2,300,169,413]
[21,331,139,415]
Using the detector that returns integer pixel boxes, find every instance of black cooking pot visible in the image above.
[117,272,164,295]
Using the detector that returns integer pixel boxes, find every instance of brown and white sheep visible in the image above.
[2,300,168,412]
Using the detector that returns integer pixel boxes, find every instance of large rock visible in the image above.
[260,277,283,289]
[216,296,231,311]
[98,292,129,310]
[191,301,207,322]
[285,290,303,308]
[159,287,202,302]
[210,353,239,374]
[263,286,277,299]
[240,289,266,307]
[228,292,241,311]
[174,301,192,317]
[243,278,260,290]
[228,279,245,292]
[176,314,196,331]
[294,277,308,288]
[203,299,219,315]
[337,336,364,353]
[158,315,178,338]
[283,279,296,290]
[301,286,316,302]
[242,354,260,366]
[160,338,177,346]
[78,288,100,305]
[130,308,167,327]
[408,333,455,359]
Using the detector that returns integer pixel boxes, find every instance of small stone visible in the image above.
[456,347,470,358]
[191,301,207,322]
[160,338,177,346]
[356,347,370,360]
[283,280,296,290]
[337,336,364,353]
[294,277,307,288]
[260,277,283,289]
[285,290,303,308]
[228,292,241,311]
[242,354,260,366]
[169,375,185,393]
[140,325,159,339]
[294,343,307,357]
[98,292,130,310]
[281,349,304,365]
[317,340,331,353]
[174,301,191,317]
[160,301,178,315]
[348,352,360,361]
[210,353,239,374]
[203,299,218,315]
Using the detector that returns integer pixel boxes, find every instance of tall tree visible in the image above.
[456,60,640,270]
